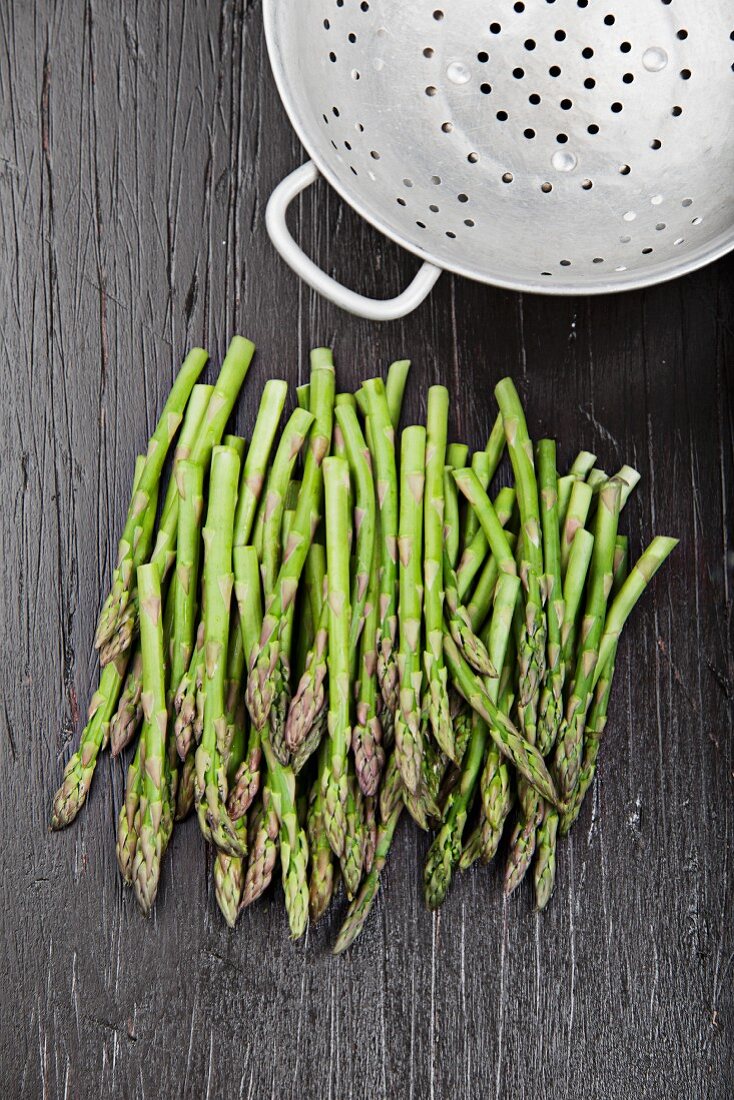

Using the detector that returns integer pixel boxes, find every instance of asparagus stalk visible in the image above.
[451,701,473,765]
[352,528,385,795]
[284,540,328,762]
[286,600,328,759]
[106,338,254,664]
[110,646,144,756]
[560,528,595,667]
[52,453,157,827]
[241,783,279,908]
[214,846,245,929]
[537,440,565,754]
[341,770,366,899]
[228,545,264,819]
[443,453,465,571]
[533,807,559,910]
[557,450,596,528]
[460,450,492,554]
[322,457,352,858]
[363,795,378,874]
[484,412,506,481]
[307,743,336,922]
[297,382,310,411]
[423,387,455,760]
[362,378,400,717]
[214,697,250,924]
[553,479,622,801]
[385,359,411,430]
[169,461,205,708]
[456,485,515,602]
[94,348,208,648]
[452,468,517,578]
[149,336,255,586]
[97,457,162,667]
[443,555,496,677]
[115,747,143,884]
[173,623,205,759]
[444,636,559,807]
[594,536,679,688]
[51,650,131,830]
[223,434,247,466]
[131,564,169,914]
[586,468,608,492]
[446,443,469,470]
[333,803,402,954]
[466,530,518,635]
[460,672,515,868]
[553,540,633,836]
[560,480,593,577]
[335,404,375,654]
[194,445,244,855]
[233,380,288,549]
[494,377,547,745]
[395,426,427,800]
[424,571,519,907]
[245,407,314,733]
[379,750,403,821]
[158,384,213,525]
[261,736,310,938]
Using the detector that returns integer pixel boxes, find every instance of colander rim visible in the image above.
[263,0,734,298]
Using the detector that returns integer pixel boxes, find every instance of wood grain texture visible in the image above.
[1,2,732,1097]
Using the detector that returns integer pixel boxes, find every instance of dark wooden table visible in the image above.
[2,3,733,1097]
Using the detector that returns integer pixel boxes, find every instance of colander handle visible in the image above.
[266,161,442,321]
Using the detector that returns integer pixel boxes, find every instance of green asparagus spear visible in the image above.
[322,456,352,858]
[557,450,596,528]
[444,636,559,807]
[385,359,411,430]
[94,348,208,648]
[560,528,595,667]
[241,783,279,908]
[395,426,427,800]
[228,545,264,819]
[307,742,336,922]
[495,377,547,745]
[460,450,492,555]
[560,480,593,577]
[362,378,400,717]
[150,336,255,586]
[110,645,144,756]
[341,770,366,899]
[553,479,622,801]
[333,803,402,954]
[424,571,519,907]
[537,440,565,754]
[245,407,314,732]
[335,403,375,654]
[131,564,169,914]
[352,530,385,796]
[194,445,244,855]
[533,806,559,910]
[456,485,516,602]
[169,461,205,706]
[461,671,515,868]
[52,450,160,827]
[423,387,454,760]
[594,536,679,689]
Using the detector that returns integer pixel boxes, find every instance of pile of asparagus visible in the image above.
[51,336,676,950]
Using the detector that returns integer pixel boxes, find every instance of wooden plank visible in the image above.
[0,1,731,1096]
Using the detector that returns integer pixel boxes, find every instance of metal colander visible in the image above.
[264,0,734,320]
